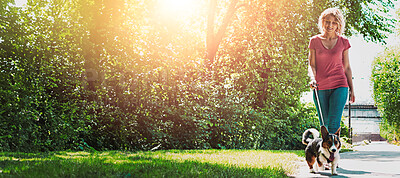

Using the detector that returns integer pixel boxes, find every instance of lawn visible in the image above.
[0,149,304,177]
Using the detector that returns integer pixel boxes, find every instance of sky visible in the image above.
[12,0,400,105]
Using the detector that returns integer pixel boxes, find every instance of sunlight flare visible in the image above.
[157,0,198,18]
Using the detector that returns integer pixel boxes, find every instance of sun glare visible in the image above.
[158,0,198,18]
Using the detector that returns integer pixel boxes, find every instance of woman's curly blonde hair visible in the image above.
[318,8,345,35]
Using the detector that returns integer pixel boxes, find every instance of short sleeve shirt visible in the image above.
[308,35,351,90]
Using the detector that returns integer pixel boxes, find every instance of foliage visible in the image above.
[372,46,400,141]
[0,1,86,151]
[0,150,303,177]
[335,0,398,44]
[0,0,397,152]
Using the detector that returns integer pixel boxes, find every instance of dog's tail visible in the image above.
[302,128,319,145]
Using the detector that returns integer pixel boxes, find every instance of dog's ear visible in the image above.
[320,125,329,140]
[335,127,341,137]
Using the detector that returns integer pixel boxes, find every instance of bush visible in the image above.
[371,46,400,141]
[258,103,320,150]
[3,0,387,152]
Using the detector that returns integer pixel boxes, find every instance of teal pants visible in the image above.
[313,87,348,134]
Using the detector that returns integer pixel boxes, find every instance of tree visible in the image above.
[371,3,400,142]
[0,0,397,151]
[206,0,240,68]
[0,0,87,151]
[337,0,397,44]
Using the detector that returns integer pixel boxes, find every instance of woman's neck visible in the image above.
[321,32,338,40]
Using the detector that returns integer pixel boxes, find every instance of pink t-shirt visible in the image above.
[308,35,351,90]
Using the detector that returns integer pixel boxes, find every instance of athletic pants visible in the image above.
[313,87,348,133]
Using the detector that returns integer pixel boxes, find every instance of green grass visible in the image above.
[0,150,304,177]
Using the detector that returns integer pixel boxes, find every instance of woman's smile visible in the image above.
[323,15,338,34]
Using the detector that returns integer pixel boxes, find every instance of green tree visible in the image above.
[0,1,86,151]
[0,0,397,151]
[337,0,397,44]
[371,5,400,143]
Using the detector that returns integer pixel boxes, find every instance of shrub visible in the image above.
[371,46,400,141]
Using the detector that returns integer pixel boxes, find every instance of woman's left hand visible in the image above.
[349,90,355,104]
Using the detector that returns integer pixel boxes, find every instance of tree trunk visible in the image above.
[206,0,239,69]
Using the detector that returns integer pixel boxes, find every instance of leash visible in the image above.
[313,86,326,126]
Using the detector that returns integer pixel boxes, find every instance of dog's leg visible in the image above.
[316,159,324,172]
[331,162,338,175]
[307,156,316,173]
[331,156,340,175]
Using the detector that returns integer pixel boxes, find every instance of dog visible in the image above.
[302,126,341,175]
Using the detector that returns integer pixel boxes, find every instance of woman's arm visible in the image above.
[308,49,317,89]
[343,49,355,103]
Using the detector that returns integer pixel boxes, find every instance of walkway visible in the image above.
[294,141,400,177]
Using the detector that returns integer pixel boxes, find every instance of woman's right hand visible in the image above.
[309,79,317,89]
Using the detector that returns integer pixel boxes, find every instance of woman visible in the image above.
[308,8,355,134]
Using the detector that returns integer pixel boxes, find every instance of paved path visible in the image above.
[294,141,400,177]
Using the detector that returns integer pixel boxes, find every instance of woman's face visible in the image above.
[322,15,339,34]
